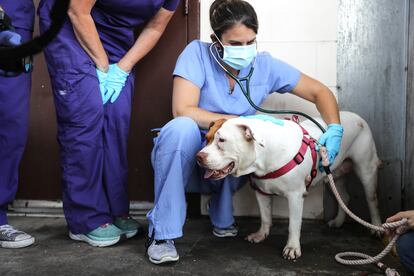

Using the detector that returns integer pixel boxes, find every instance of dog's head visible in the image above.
[197,118,265,180]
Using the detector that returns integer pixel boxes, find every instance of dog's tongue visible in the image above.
[204,169,215,179]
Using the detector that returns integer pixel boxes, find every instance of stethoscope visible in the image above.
[209,42,326,133]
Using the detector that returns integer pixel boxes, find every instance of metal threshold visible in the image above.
[8,200,153,218]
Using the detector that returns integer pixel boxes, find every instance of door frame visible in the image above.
[405,0,414,209]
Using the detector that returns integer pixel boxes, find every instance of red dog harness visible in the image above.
[250,119,318,195]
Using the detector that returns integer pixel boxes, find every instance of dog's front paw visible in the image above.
[245,231,268,243]
[327,218,344,228]
[370,229,382,238]
[283,245,302,260]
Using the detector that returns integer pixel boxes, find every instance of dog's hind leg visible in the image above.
[246,191,272,243]
[283,191,304,260]
[347,120,382,233]
[353,160,382,235]
[327,176,349,228]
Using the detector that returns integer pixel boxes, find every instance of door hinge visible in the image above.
[185,0,189,15]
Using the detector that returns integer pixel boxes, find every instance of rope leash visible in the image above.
[319,147,408,276]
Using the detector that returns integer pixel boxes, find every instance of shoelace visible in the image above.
[0,225,23,238]
[119,215,133,221]
[100,223,111,229]
[155,240,174,245]
[145,229,174,251]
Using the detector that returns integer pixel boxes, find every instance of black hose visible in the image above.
[236,78,327,133]
[0,0,70,61]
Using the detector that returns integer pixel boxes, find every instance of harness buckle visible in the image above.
[292,115,300,124]
[294,152,304,164]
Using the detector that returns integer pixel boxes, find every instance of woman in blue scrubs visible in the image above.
[146,0,343,264]
[38,0,179,247]
[0,1,35,249]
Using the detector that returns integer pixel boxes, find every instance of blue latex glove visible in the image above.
[241,114,284,126]
[0,30,22,46]
[105,64,129,104]
[96,68,108,104]
[317,124,344,170]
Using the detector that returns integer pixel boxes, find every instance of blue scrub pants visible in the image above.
[396,230,414,275]
[146,117,246,240]
[40,18,134,234]
[0,29,32,226]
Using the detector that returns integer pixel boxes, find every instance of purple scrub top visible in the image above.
[38,0,180,64]
[0,0,35,31]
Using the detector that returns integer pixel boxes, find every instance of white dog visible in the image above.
[197,111,382,260]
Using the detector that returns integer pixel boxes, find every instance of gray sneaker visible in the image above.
[0,224,35,249]
[213,224,238,238]
[147,239,179,264]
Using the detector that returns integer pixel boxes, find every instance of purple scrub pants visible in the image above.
[40,18,135,234]
[0,29,32,226]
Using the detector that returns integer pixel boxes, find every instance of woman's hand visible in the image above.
[0,30,22,46]
[292,73,342,167]
[96,68,108,103]
[104,64,129,103]
[386,211,414,230]
[316,124,343,169]
[97,64,129,104]
[68,0,109,71]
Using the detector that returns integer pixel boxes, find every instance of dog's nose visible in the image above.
[196,151,208,165]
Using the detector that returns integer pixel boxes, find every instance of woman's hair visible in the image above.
[209,0,258,39]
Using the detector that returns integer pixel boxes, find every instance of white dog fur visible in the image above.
[197,111,382,260]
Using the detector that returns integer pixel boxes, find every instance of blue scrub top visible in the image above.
[173,40,301,117]
[0,0,35,31]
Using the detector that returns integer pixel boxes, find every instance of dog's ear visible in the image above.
[237,124,265,147]
[206,118,227,144]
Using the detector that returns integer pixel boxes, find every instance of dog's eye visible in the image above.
[218,138,226,143]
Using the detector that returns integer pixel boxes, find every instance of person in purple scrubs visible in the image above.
[38,0,180,247]
[0,1,36,249]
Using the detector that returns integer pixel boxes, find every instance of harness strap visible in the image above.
[249,175,274,196]
[250,120,318,195]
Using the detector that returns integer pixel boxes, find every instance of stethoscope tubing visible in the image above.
[209,42,326,133]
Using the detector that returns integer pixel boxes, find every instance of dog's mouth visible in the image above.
[203,162,235,180]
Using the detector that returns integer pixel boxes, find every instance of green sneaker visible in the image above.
[69,223,121,247]
[114,216,142,239]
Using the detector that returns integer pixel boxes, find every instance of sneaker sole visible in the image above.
[123,229,138,239]
[212,230,238,238]
[0,237,35,249]
[149,255,179,264]
[69,232,120,247]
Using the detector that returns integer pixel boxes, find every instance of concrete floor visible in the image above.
[1,216,408,276]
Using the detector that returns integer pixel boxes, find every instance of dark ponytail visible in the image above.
[209,0,258,39]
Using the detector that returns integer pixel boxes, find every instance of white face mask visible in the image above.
[215,34,257,70]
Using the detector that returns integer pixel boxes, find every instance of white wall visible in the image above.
[200,0,339,219]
